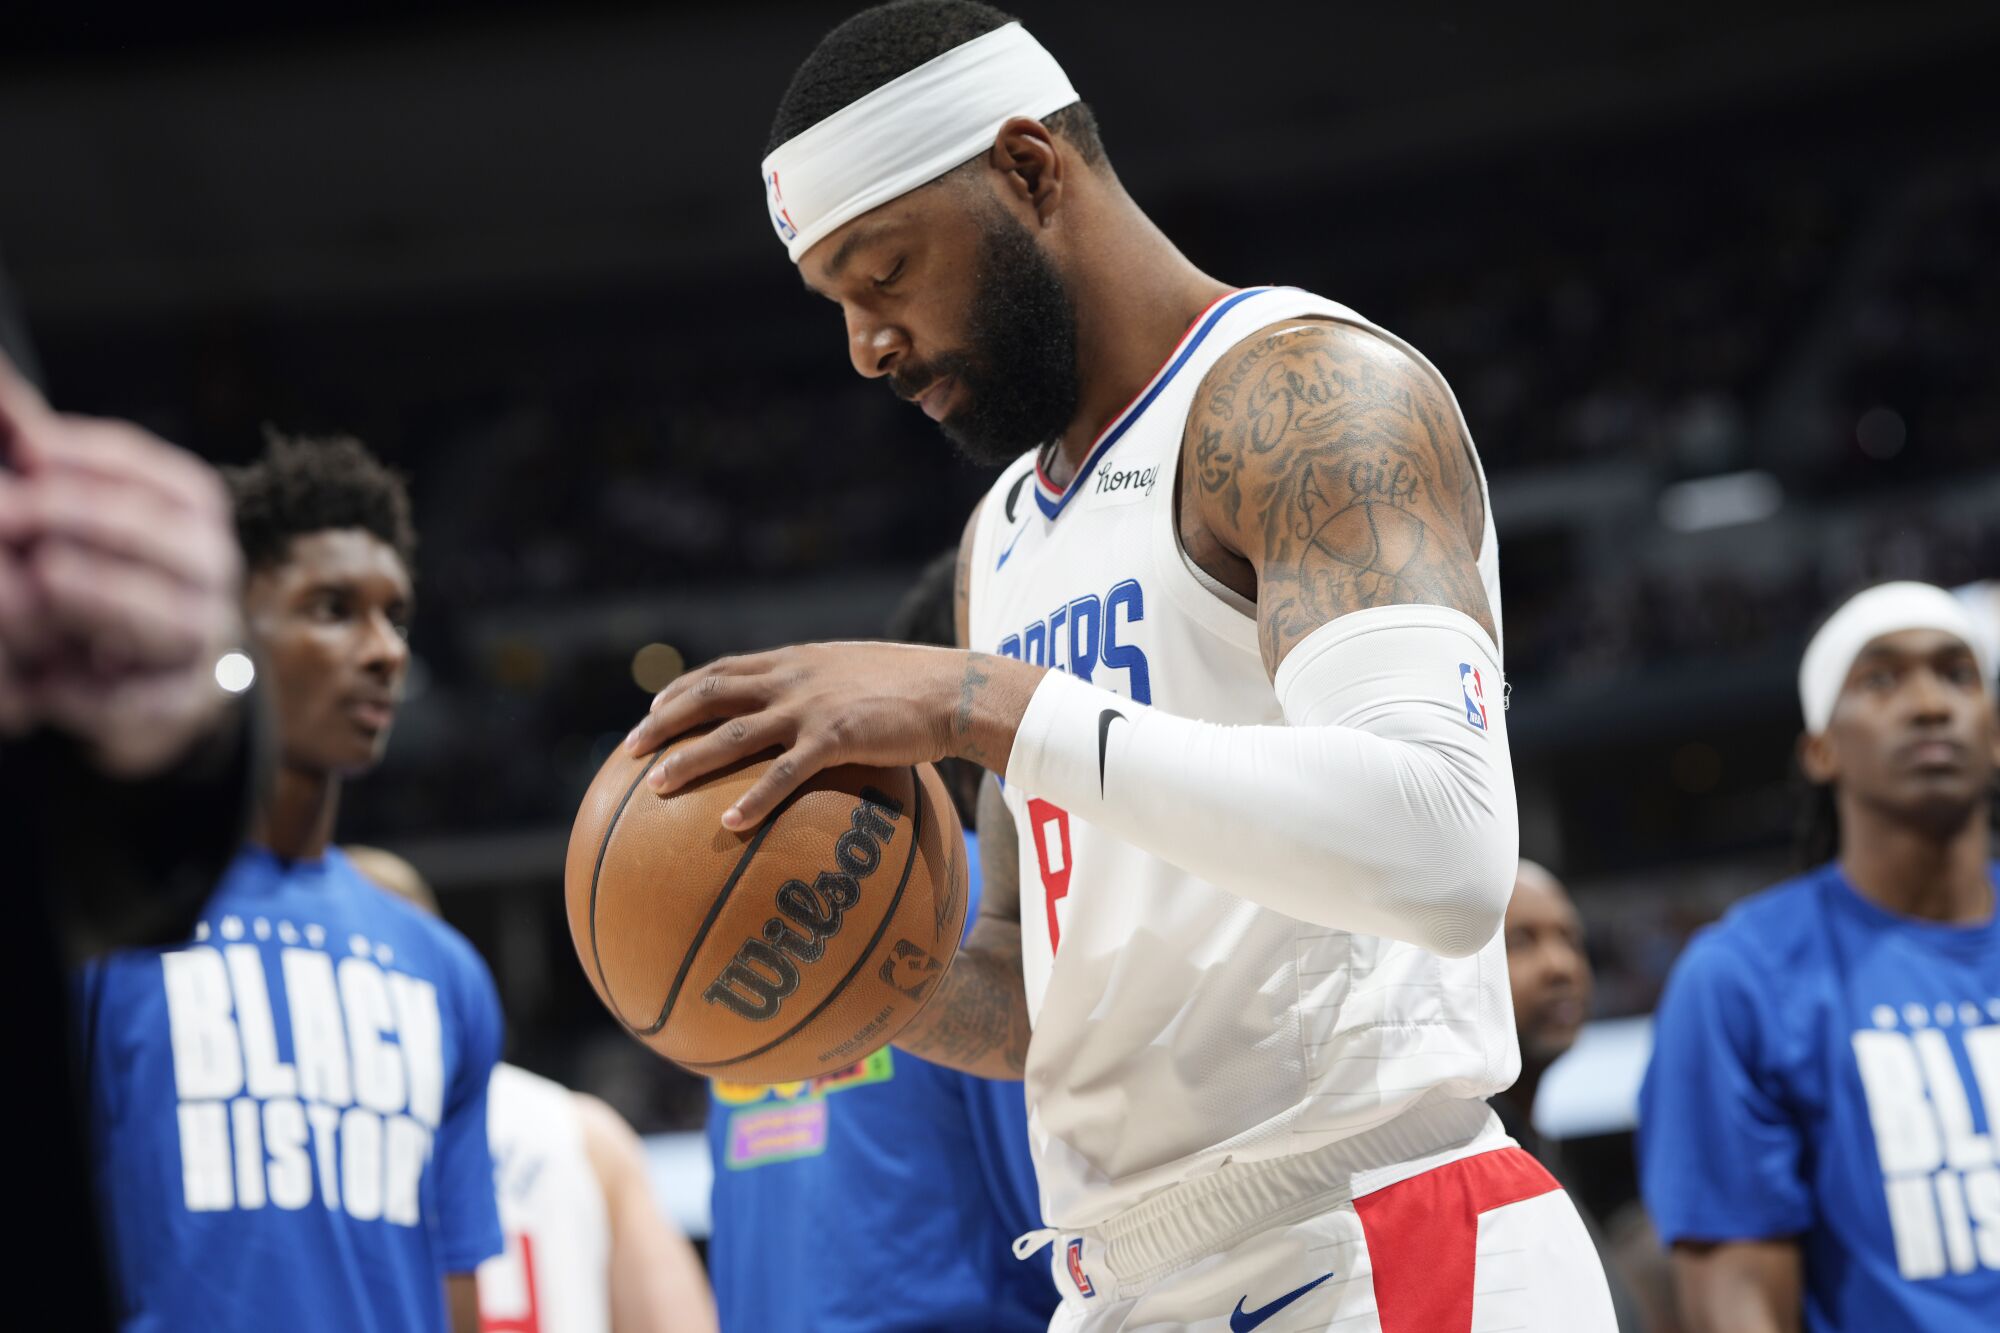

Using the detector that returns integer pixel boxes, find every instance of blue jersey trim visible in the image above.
[1031,287,1273,522]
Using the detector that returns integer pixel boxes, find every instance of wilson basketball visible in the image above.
[565,734,968,1084]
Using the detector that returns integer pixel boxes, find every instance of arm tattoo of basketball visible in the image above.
[1188,323,1493,673]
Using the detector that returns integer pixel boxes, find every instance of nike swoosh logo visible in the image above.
[1229,1273,1336,1332]
[995,522,1028,570]
[1096,708,1126,796]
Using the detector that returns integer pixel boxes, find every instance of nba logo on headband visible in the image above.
[758,22,1079,263]
[766,171,798,245]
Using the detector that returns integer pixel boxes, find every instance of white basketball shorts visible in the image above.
[1043,1144,1616,1333]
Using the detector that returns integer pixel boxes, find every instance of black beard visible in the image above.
[895,206,1079,467]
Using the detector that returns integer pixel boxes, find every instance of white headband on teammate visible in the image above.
[761,22,1079,263]
[1798,581,1994,733]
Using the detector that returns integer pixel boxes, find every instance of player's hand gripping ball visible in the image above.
[565,732,968,1083]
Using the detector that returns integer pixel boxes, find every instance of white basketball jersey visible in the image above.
[477,1064,611,1333]
[966,286,1518,1229]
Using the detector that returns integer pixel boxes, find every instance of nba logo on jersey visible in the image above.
[766,171,798,244]
[1459,663,1489,731]
[1066,1238,1095,1298]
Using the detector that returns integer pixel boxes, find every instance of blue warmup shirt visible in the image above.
[1640,861,2000,1331]
[706,832,1056,1333]
[78,846,506,1333]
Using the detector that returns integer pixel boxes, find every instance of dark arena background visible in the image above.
[9,1,1998,1325]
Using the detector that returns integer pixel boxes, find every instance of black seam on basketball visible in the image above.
[639,787,803,1037]
[588,745,668,1029]
[679,766,925,1071]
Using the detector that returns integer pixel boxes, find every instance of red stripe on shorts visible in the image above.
[1351,1145,1561,1333]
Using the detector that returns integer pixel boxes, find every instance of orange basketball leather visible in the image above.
[565,734,967,1084]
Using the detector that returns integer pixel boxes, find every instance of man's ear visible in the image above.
[1799,727,1839,785]
[987,116,1063,224]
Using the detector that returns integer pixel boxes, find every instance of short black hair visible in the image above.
[768,1,1105,167]
[227,431,416,576]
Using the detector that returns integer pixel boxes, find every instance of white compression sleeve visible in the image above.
[1003,604,1516,958]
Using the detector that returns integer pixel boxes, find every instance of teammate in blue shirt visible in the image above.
[77,435,505,1333]
[1640,582,2000,1332]
[704,552,1055,1333]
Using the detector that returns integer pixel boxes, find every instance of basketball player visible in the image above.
[77,435,505,1332]
[624,5,1615,1328]
[702,551,1055,1333]
[1640,581,2000,1332]
[346,845,719,1333]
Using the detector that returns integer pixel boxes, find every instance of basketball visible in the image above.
[564,733,968,1084]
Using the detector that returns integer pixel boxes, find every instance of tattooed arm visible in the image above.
[893,773,1031,1078]
[1183,319,1492,676]
[620,326,1511,953]
[890,505,1032,1076]
[625,491,1044,826]
[999,318,1515,955]
[895,511,1031,1076]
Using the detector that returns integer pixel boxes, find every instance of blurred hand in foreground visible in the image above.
[0,355,244,776]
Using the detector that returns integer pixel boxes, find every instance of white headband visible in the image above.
[1798,581,1994,732]
[761,22,1079,263]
